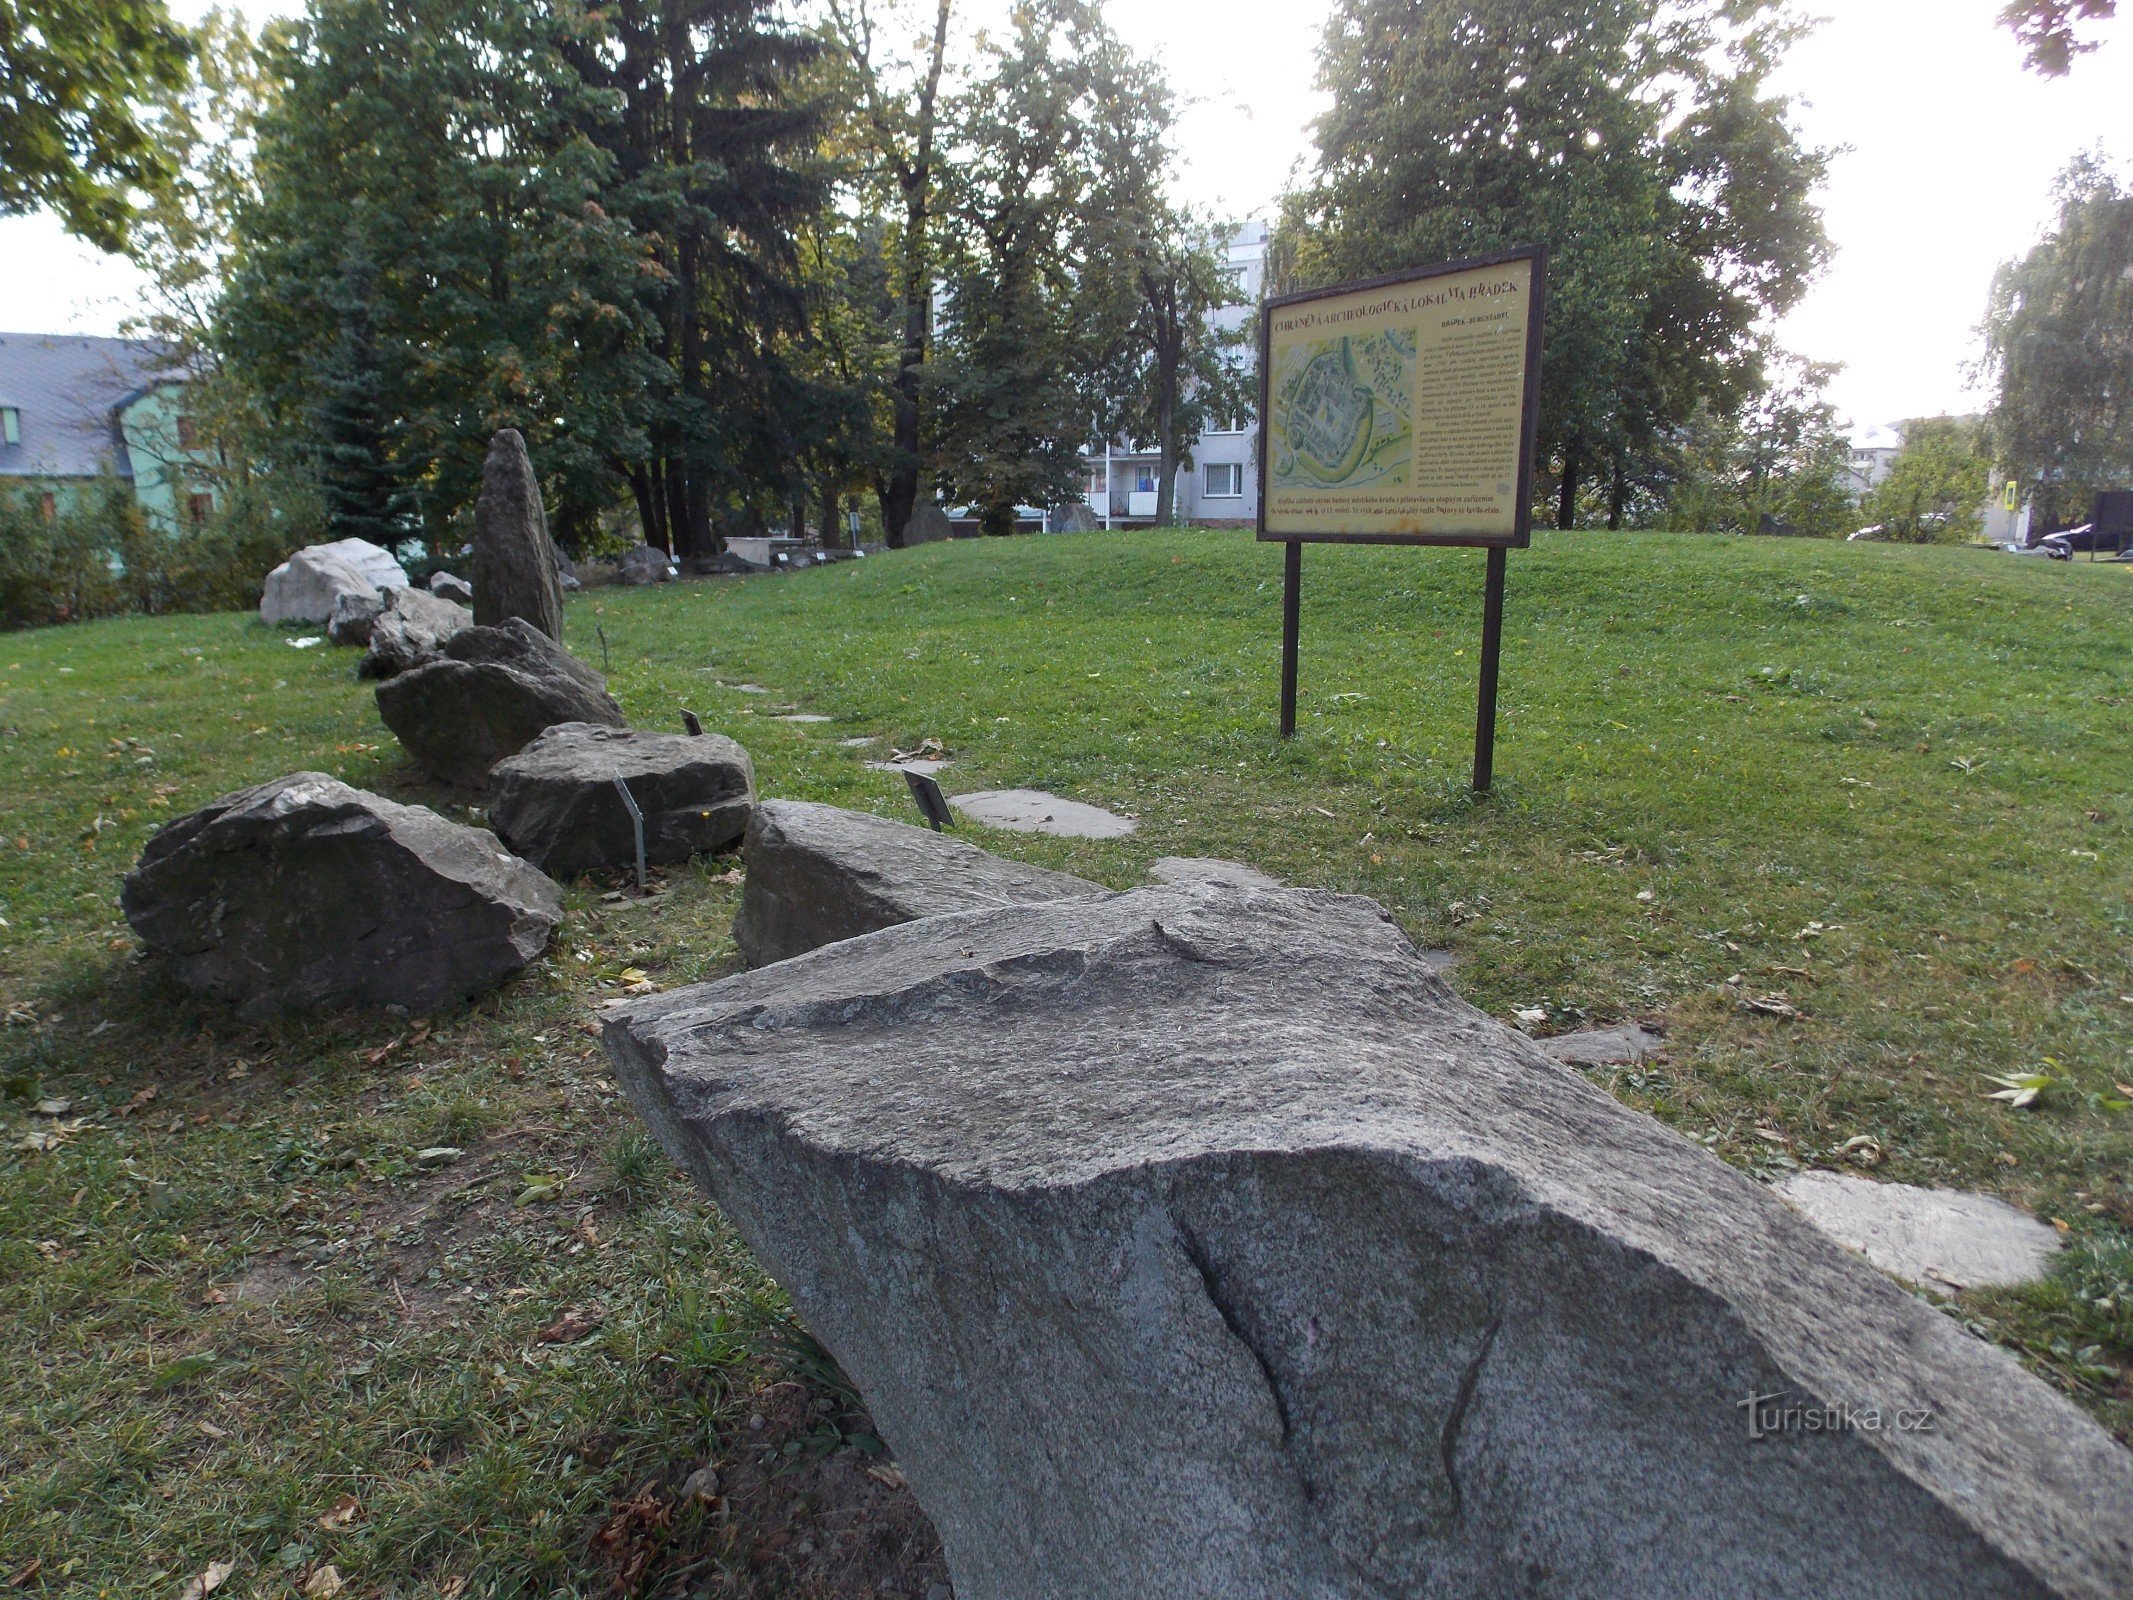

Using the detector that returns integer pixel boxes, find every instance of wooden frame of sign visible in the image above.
[1256,245,1547,791]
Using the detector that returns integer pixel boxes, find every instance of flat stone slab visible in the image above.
[730,799,1099,967]
[1148,856,1283,891]
[867,758,950,777]
[605,883,2133,1600]
[1776,1172,2063,1291]
[949,788,1136,839]
[775,713,833,723]
[1537,1025,1663,1067]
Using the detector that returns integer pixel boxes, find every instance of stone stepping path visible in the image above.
[1536,1025,1662,1066]
[950,789,1136,839]
[774,713,833,723]
[1775,1171,2061,1290]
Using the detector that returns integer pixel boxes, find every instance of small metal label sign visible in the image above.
[1258,247,1545,548]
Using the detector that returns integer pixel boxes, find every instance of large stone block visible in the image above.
[374,618,624,789]
[488,722,754,877]
[604,883,2133,1600]
[123,772,560,1016]
[728,799,1098,967]
[259,538,411,626]
[359,587,474,680]
[471,429,566,641]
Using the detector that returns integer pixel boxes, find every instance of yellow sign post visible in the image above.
[1258,247,1546,790]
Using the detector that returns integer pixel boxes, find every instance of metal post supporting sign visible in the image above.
[1259,246,1547,793]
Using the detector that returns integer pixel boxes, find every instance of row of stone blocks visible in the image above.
[600,799,2133,1600]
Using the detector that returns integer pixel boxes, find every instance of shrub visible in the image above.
[0,475,322,630]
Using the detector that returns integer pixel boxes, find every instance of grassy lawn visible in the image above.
[2,526,2130,1595]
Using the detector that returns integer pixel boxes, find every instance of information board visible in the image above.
[1258,248,1544,547]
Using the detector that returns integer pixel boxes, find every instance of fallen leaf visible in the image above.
[302,1565,344,1597]
[1634,888,1655,904]
[1982,1070,2056,1110]
[177,1559,234,1599]
[1512,1006,1547,1027]
[1739,993,1801,1020]
[515,1172,568,1207]
[617,967,647,984]
[7,1559,42,1588]
[537,1307,603,1345]
[438,1581,467,1600]
[318,1493,360,1531]
[33,1096,72,1115]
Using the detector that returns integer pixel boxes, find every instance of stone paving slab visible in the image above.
[1775,1171,2062,1290]
[948,788,1136,839]
[1537,1025,1663,1066]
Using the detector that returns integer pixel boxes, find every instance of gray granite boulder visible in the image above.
[471,429,565,641]
[604,883,2133,1600]
[488,722,755,877]
[359,587,474,680]
[374,618,624,788]
[729,799,1098,967]
[616,544,678,585]
[259,539,410,626]
[326,588,388,646]
[428,570,474,604]
[123,772,560,1017]
[902,503,952,545]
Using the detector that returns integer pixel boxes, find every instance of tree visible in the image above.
[564,0,828,559]
[310,238,413,546]
[0,0,192,249]
[1074,47,1251,526]
[1862,419,1991,542]
[1283,0,1830,528]
[926,0,1108,535]
[1999,0,2116,76]
[221,0,666,548]
[1660,353,1852,537]
[823,0,954,546]
[1980,154,2133,522]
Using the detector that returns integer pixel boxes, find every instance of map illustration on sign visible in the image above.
[1269,330,1415,491]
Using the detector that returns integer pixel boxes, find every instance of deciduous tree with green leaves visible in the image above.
[1980,154,2133,523]
[1999,0,2117,75]
[1863,419,1992,543]
[1282,0,1830,529]
[0,0,193,249]
[1660,354,1852,538]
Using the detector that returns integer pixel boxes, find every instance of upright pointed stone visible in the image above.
[472,428,565,641]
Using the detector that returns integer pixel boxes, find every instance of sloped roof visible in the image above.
[0,332,179,481]
[1851,424,1903,453]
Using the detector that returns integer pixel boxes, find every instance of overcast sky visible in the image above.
[0,0,2124,433]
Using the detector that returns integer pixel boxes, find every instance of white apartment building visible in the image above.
[1080,220,1267,528]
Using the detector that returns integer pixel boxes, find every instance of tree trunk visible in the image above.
[631,465,665,554]
[1557,442,1580,531]
[819,481,843,549]
[981,501,1015,536]
[1153,345,1180,527]
[1607,451,1626,531]
[877,0,953,549]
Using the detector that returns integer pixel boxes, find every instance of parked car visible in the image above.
[2037,522,2121,559]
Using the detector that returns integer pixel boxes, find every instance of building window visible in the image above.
[1204,462,1244,498]
[175,414,199,450]
[1134,468,1156,494]
[188,493,214,526]
[1085,466,1108,497]
[1208,413,1250,435]
[1,407,18,446]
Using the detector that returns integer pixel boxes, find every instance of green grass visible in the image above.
[2,527,2130,1594]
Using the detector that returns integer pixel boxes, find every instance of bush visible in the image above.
[0,476,322,631]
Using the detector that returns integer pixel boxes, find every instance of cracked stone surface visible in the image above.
[1147,856,1284,891]
[604,883,2133,1600]
[1775,1172,2063,1290]
[948,787,1136,838]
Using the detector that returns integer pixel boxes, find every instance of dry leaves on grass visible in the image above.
[302,1566,344,1597]
[177,1560,234,1599]
[317,1494,360,1531]
[537,1306,604,1345]
[591,1481,672,1596]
